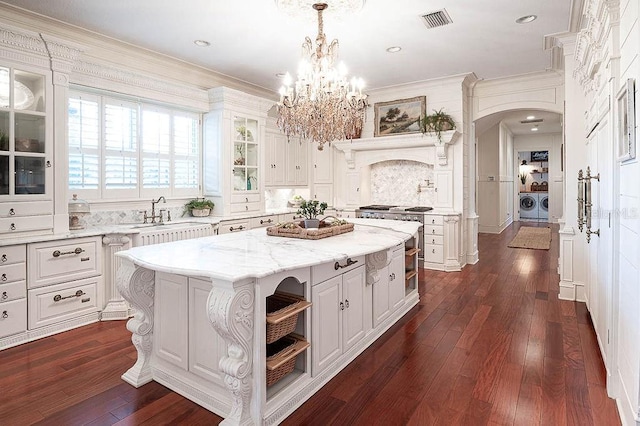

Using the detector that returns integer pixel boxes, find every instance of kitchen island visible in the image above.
[116,218,421,425]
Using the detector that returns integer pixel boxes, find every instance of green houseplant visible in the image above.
[420,108,456,142]
[518,172,527,190]
[183,198,215,217]
[296,199,328,228]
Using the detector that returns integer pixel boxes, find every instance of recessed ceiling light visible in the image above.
[531,127,539,131]
[526,115,535,120]
[386,46,402,53]
[193,40,210,47]
[516,15,537,24]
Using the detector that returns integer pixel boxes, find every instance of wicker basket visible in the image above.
[266,333,310,387]
[266,217,354,240]
[266,292,311,344]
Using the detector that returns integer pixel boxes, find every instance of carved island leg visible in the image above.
[116,259,156,387]
[207,283,255,426]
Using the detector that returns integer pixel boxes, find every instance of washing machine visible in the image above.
[520,193,539,219]
[539,193,549,220]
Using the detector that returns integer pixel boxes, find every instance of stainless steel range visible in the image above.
[356,204,433,265]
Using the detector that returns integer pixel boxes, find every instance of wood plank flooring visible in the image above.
[0,222,621,425]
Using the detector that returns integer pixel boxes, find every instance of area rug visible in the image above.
[507,226,551,250]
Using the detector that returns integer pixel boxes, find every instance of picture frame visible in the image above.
[617,78,636,162]
[374,95,426,137]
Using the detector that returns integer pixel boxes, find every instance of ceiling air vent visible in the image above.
[421,9,453,29]
[520,119,544,124]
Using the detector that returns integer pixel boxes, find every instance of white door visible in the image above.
[388,248,405,312]
[342,266,366,351]
[311,275,343,375]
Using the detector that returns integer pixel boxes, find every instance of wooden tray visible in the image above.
[266,216,354,240]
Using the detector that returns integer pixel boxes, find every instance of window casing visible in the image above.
[68,89,200,201]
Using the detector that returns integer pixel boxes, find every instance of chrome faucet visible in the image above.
[150,196,167,223]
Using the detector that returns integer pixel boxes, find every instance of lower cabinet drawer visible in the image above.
[231,193,260,204]
[425,244,444,264]
[425,235,444,246]
[28,277,101,329]
[0,280,26,302]
[218,220,250,234]
[0,298,27,339]
[28,236,102,289]
[250,215,278,228]
[424,224,443,236]
[311,255,365,285]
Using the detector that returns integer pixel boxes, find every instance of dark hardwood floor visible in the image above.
[0,222,621,425]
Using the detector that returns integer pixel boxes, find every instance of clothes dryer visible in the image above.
[520,193,539,219]
[539,193,549,220]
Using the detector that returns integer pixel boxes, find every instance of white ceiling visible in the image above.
[0,0,573,92]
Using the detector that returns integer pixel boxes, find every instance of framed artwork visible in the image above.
[374,95,426,137]
[617,78,636,162]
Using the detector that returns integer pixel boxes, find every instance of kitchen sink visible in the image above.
[129,221,206,229]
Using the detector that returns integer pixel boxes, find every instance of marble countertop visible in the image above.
[116,218,420,282]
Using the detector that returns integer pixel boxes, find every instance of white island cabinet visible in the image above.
[116,218,420,425]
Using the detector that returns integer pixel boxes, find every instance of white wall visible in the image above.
[477,123,500,231]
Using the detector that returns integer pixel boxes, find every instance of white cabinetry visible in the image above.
[312,145,334,205]
[372,245,405,328]
[203,87,271,216]
[0,244,26,339]
[0,63,54,238]
[434,171,453,208]
[264,128,286,187]
[423,213,462,272]
[285,139,308,186]
[311,259,365,376]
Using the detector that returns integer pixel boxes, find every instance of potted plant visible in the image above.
[420,108,456,142]
[182,198,215,217]
[518,172,527,190]
[296,199,328,228]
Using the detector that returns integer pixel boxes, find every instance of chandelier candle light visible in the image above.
[277,2,367,150]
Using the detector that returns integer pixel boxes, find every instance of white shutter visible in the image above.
[173,114,199,196]
[68,92,100,199]
[103,98,138,199]
[141,107,171,197]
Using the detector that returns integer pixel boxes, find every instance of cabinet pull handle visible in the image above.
[2,310,7,319]
[1,274,6,281]
[260,219,272,224]
[1,291,7,300]
[334,258,358,270]
[53,290,85,302]
[1,254,6,262]
[345,299,349,308]
[10,223,15,231]
[229,225,245,232]
[9,208,15,215]
[52,247,84,257]
[340,301,344,310]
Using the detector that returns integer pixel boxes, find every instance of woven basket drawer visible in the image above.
[265,333,309,387]
[266,292,311,344]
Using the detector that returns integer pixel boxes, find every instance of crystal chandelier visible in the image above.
[276,2,367,151]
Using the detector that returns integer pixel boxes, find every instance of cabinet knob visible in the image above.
[432,229,436,234]
[431,219,435,224]
[8,208,14,215]
[10,223,15,231]
[46,160,52,167]
[1,274,6,281]
[2,310,7,319]
[339,301,345,311]
[1,254,6,262]
[432,249,435,254]
[1,291,7,300]
[345,299,350,308]
[245,197,248,202]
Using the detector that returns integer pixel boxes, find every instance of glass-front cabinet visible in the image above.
[232,116,259,192]
[203,87,269,217]
[0,64,53,236]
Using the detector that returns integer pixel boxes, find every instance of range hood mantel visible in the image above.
[333,130,460,168]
